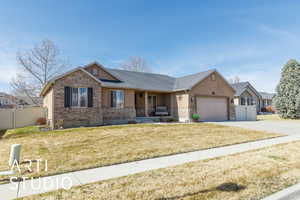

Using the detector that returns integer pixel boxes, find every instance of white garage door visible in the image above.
[196,97,228,121]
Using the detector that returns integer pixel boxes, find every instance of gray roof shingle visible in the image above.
[103,68,176,91]
[174,70,215,91]
[230,82,250,96]
[102,68,215,92]
[259,92,275,100]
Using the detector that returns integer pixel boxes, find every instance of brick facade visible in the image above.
[52,70,103,128]
[101,88,136,123]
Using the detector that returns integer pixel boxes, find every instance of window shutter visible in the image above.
[64,87,71,108]
[88,88,93,107]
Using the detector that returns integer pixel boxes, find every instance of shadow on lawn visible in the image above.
[0,129,7,139]
[156,182,246,200]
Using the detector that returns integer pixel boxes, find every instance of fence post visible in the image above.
[11,109,16,128]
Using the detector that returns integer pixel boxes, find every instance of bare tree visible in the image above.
[228,76,240,84]
[10,39,67,105]
[120,56,151,72]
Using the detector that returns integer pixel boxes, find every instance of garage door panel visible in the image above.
[196,97,228,121]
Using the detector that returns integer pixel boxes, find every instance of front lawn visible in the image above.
[258,114,300,121]
[21,140,300,200]
[0,123,280,183]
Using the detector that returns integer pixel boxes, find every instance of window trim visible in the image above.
[111,90,124,109]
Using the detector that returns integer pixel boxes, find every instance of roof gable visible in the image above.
[40,67,102,96]
[231,82,261,98]
[83,62,121,81]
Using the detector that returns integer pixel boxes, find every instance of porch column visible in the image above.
[145,91,149,117]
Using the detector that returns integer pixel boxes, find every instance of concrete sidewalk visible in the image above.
[262,182,300,200]
[2,134,300,200]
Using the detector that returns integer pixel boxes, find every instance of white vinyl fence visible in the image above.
[235,105,257,121]
[0,107,46,130]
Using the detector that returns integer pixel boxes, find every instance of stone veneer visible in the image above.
[52,70,103,128]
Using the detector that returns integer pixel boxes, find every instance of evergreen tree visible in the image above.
[275,59,300,118]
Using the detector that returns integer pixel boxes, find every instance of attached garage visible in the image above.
[196,96,228,121]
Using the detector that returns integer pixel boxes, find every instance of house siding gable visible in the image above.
[239,87,261,112]
[43,88,54,127]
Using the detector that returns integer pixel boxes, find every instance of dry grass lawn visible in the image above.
[0,123,280,184]
[258,114,300,121]
[20,140,300,200]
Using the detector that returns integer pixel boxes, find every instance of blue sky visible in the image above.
[1,0,300,93]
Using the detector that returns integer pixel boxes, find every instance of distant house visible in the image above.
[259,92,275,109]
[230,82,262,113]
[0,92,23,108]
[41,62,237,129]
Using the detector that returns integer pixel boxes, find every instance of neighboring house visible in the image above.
[0,92,24,108]
[230,82,262,113]
[260,92,275,109]
[41,62,236,129]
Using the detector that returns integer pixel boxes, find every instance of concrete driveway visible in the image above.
[210,121,300,136]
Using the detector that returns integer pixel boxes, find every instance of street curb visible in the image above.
[262,183,300,200]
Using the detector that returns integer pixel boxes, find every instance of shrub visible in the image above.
[261,107,267,112]
[166,117,177,122]
[128,120,137,124]
[36,117,46,125]
[0,129,6,139]
[192,113,200,121]
[153,118,160,123]
[266,105,275,113]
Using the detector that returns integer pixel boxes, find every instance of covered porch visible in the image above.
[135,91,172,117]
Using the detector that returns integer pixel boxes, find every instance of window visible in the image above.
[71,88,79,107]
[92,68,98,76]
[247,98,250,105]
[250,98,256,105]
[111,90,124,108]
[211,74,216,81]
[241,97,246,105]
[70,88,88,107]
[79,88,88,107]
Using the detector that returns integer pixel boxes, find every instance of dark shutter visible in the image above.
[111,91,116,107]
[64,87,71,108]
[88,88,93,107]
